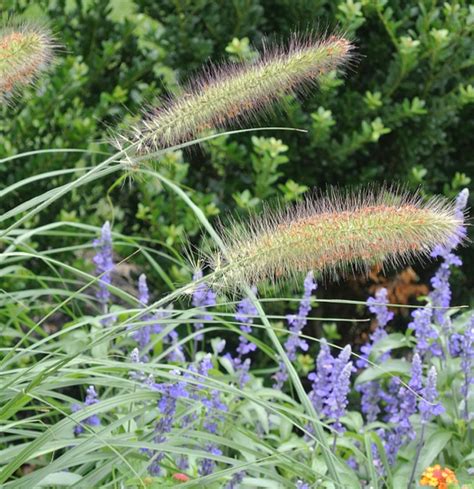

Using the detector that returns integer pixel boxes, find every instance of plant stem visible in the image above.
[332,433,338,452]
[408,423,425,487]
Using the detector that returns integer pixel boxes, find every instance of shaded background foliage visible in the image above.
[1,0,473,335]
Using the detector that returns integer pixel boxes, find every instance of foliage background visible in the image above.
[1,1,474,487]
[1,0,473,317]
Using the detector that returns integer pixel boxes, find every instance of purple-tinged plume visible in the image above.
[0,19,58,104]
[72,385,101,436]
[210,188,465,290]
[118,34,354,155]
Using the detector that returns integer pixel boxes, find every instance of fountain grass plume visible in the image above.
[114,31,354,157]
[206,186,466,291]
[0,18,57,103]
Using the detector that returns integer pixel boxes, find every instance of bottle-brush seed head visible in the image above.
[0,19,57,103]
[115,32,355,157]
[207,187,466,290]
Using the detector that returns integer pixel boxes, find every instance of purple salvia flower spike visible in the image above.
[147,370,188,475]
[325,360,352,433]
[450,314,473,420]
[272,360,288,390]
[357,288,393,421]
[429,188,469,329]
[138,273,149,305]
[176,455,189,471]
[225,471,245,489]
[358,287,392,369]
[309,339,334,412]
[357,380,382,422]
[132,273,152,352]
[224,287,258,388]
[193,355,226,477]
[199,445,222,476]
[382,353,423,463]
[93,222,114,305]
[346,457,358,470]
[419,366,444,423]
[235,286,258,356]
[167,330,185,362]
[72,385,101,436]
[296,482,311,489]
[367,287,394,328]
[410,305,442,359]
[92,222,115,325]
[459,316,474,389]
[192,269,217,342]
[273,272,316,388]
[308,341,352,432]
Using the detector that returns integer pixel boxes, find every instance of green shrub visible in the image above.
[1,0,472,295]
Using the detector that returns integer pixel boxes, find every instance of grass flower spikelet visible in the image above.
[117,32,354,155]
[0,19,56,103]
[209,188,465,289]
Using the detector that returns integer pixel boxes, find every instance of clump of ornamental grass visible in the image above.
[114,32,354,158]
[206,187,466,290]
[0,18,57,104]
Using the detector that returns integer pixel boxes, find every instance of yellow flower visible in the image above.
[420,465,458,489]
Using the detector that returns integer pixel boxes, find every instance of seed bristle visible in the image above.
[114,31,355,158]
[0,18,58,104]
[205,186,466,291]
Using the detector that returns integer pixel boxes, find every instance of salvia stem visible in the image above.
[407,423,426,487]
